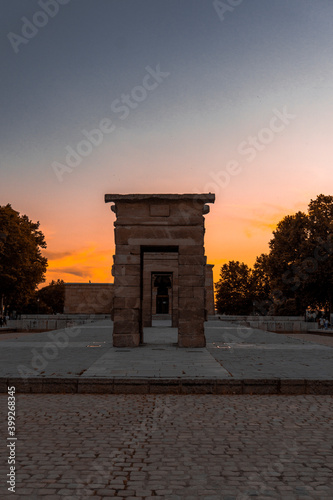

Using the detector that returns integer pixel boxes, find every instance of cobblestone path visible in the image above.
[1,394,332,499]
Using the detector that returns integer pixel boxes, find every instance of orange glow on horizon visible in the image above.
[40,217,281,289]
[38,196,313,289]
[42,245,115,286]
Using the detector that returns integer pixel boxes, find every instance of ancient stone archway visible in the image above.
[153,273,172,315]
[105,194,215,347]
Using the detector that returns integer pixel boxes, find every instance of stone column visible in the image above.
[112,243,141,347]
[205,264,215,316]
[178,245,206,347]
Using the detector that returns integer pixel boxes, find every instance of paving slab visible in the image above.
[1,394,333,499]
[1,319,333,394]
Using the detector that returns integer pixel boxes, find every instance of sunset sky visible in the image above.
[1,0,333,286]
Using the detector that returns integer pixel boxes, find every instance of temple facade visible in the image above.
[104,193,215,347]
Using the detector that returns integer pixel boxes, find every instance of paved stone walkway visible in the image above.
[1,320,333,383]
[285,333,333,348]
[1,394,332,499]
[204,324,333,380]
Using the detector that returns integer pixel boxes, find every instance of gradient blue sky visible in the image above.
[1,0,333,284]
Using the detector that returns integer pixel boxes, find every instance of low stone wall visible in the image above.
[216,315,305,322]
[248,320,316,333]
[215,315,318,333]
[6,314,110,332]
[64,283,113,314]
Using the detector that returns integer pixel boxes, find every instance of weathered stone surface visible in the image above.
[178,334,206,348]
[115,244,141,255]
[149,204,170,216]
[178,264,204,276]
[113,264,141,276]
[113,254,140,264]
[113,285,140,298]
[115,216,204,226]
[178,245,205,255]
[179,310,205,322]
[105,194,215,347]
[64,283,113,314]
[105,193,215,203]
[179,255,206,265]
[113,333,140,347]
[178,275,205,287]
[113,297,140,309]
[193,287,206,300]
[178,321,205,335]
[178,287,195,298]
[112,275,139,286]
[205,264,215,315]
[172,309,178,327]
[113,309,140,322]
[113,320,139,335]
[116,226,204,245]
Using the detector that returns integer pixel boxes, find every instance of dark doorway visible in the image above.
[154,274,172,314]
[140,247,178,341]
[156,295,169,314]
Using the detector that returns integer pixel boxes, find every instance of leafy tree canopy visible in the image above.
[215,261,253,315]
[215,194,333,316]
[24,279,65,314]
[38,279,65,314]
[267,195,333,314]
[0,204,48,314]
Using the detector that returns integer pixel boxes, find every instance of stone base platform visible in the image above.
[1,319,333,395]
[2,376,333,395]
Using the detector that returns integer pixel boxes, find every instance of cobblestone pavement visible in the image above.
[1,394,333,499]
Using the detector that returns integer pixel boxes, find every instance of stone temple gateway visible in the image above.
[105,194,215,348]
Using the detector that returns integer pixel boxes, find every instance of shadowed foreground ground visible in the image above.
[0,394,332,499]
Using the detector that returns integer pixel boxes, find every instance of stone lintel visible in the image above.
[105,193,215,204]
[114,217,203,226]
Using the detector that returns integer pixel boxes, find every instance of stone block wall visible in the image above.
[105,194,215,348]
[64,283,114,314]
[205,264,215,316]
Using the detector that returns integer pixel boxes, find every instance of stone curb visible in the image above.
[2,377,333,394]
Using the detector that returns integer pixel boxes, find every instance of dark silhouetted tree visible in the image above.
[266,195,333,315]
[305,194,333,313]
[251,253,271,315]
[24,279,65,314]
[266,211,310,315]
[0,204,47,314]
[215,261,253,315]
[37,279,65,314]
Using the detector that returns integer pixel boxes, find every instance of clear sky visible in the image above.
[1,0,333,285]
